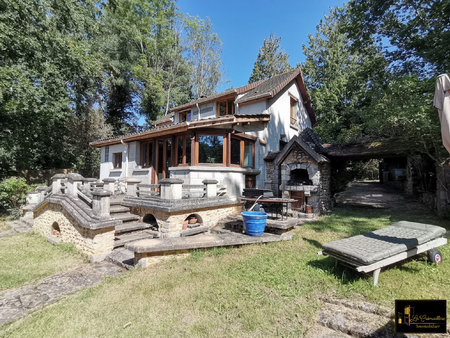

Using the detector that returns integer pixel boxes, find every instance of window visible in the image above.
[217,99,234,116]
[104,146,109,162]
[141,142,153,168]
[244,141,253,167]
[290,97,297,126]
[198,135,224,164]
[177,136,183,164]
[113,152,122,169]
[179,111,191,122]
[230,136,255,168]
[231,138,241,165]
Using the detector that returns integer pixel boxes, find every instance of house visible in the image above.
[91,68,318,198]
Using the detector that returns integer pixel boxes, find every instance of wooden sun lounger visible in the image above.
[322,221,448,285]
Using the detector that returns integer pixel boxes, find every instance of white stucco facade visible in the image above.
[97,72,314,195]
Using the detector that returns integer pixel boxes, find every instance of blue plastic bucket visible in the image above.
[242,211,268,236]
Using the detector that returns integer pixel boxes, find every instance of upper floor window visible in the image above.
[290,97,297,126]
[113,152,122,169]
[217,99,234,116]
[179,111,191,122]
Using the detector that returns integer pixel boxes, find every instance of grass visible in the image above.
[0,217,11,233]
[0,232,87,292]
[0,206,448,337]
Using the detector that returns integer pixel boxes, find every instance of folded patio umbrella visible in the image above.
[434,73,450,154]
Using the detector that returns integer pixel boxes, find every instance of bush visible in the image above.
[0,177,33,217]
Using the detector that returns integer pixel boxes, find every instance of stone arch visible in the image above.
[143,214,159,230]
[184,213,203,226]
[52,222,61,237]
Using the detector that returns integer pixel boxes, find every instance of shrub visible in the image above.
[0,177,33,217]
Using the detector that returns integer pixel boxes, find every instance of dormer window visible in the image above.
[179,111,191,122]
[217,99,234,116]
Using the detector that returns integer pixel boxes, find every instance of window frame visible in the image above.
[178,111,191,123]
[230,135,255,169]
[196,132,226,165]
[216,99,234,117]
[113,152,122,169]
[290,96,298,126]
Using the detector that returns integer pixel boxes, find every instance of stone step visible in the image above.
[112,213,140,223]
[110,205,131,214]
[115,222,153,235]
[107,247,135,269]
[114,231,154,248]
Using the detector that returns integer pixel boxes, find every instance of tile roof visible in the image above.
[235,69,301,104]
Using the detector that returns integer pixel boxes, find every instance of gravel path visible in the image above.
[0,261,123,326]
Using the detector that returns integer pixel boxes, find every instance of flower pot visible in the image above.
[305,205,313,214]
[242,211,268,236]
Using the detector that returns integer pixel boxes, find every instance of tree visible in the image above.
[302,8,387,144]
[184,16,223,99]
[347,0,450,75]
[249,34,293,83]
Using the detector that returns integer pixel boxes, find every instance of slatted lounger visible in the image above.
[322,221,448,285]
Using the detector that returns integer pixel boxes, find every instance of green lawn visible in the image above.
[0,232,87,292]
[1,207,448,337]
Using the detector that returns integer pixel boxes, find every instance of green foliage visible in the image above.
[184,16,223,99]
[0,177,33,214]
[302,3,448,163]
[347,0,450,74]
[0,0,223,178]
[249,34,293,83]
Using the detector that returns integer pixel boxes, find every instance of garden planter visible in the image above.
[242,211,268,236]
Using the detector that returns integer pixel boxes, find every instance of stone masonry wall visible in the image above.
[34,203,115,261]
[318,162,331,213]
[130,203,242,237]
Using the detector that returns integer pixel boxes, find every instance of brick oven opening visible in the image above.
[143,214,159,231]
[52,222,61,237]
[288,169,312,186]
[183,214,203,230]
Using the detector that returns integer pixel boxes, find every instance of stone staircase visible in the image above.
[109,199,159,248]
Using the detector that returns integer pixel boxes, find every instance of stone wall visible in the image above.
[318,162,331,213]
[130,203,242,237]
[34,203,115,261]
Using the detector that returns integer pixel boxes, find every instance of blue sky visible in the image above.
[177,0,347,91]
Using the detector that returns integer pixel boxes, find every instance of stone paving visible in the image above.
[0,261,123,326]
[335,181,427,210]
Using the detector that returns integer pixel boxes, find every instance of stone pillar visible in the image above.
[66,173,84,198]
[103,178,116,194]
[51,174,67,195]
[36,186,48,203]
[83,178,98,193]
[26,191,41,205]
[92,189,111,218]
[203,179,218,198]
[160,178,183,199]
[126,178,142,196]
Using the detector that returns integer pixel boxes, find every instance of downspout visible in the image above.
[196,103,200,120]
[120,139,128,179]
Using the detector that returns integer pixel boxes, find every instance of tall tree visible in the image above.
[302,8,387,144]
[248,34,293,83]
[184,16,222,99]
[347,0,450,75]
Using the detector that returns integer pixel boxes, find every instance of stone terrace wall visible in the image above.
[130,203,242,238]
[34,203,115,261]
